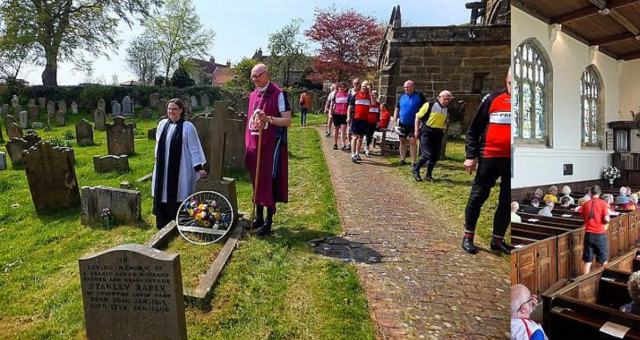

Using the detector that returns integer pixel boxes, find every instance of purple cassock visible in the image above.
[245,82,289,211]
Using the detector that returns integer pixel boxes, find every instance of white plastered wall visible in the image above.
[619,60,640,151]
[512,7,620,188]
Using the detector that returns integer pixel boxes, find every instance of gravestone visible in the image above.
[200,94,210,108]
[201,107,211,115]
[141,107,152,119]
[148,127,156,140]
[239,97,250,116]
[58,100,67,114]
[23,142,80,212]
[28,105,39,120]
[44,112,52,131]
[150,93,160,106]
[106,117,135,155]
[75,119,94,146]
[81,186,140,225]
[14,104,22,116]
[31,122,43,129]
[97,98,106,112]
[158,99,168,118]
[190,95,198,110]
[46,100,55,114]
[181,95,191,115]
[18,111,28,128]
[0,152,6,170]
[78,244,187,340]
[8,122,23,139]
[11,95,18,107]
[112,102,121,116]
[93,155,130,173]
[5,138,29,166]
[72,101,78,115]
[4,114,15,134]
[28,99,35,106]
[94,108,106,131]
[122,96,133,116]
[56,110,66,127]
[1,104,9,116]
[23,130,42,148]
[38,98,46,108]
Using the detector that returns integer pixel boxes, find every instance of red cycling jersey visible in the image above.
[465,88,510,159]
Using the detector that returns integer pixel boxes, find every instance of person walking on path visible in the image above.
[347,80,376,163]
[580,185,610,274]
[245,63,292,236]
[324,83,336,137]
[329,82,350,151]
[412,90,452,181]
[461,68,512,254]
[393,80,426,166]
[363,89,380,158]
[152,98,207,230]
[299,89,311,127]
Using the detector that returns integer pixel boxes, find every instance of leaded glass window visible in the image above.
[581,66,601,148]
[513,42,549,144]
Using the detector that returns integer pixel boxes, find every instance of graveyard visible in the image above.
[0,103,375,339]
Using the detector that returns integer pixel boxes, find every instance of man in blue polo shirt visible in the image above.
[393,80,426,166]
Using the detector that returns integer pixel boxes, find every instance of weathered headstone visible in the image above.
[112,102,121,116]
[8,122,23,139]
[18,111,28,128]
[190,95,198,109]
[11,95,18,107]
[71,101,78,115]
[94,108,106,131]
[46,100,55,114]
[181,95,191,115]
[122,96,132,116]
[14,104,22,116]
[148,127,157,140]
[28,105,39,120]
[1,104,9,117]
[75,119,94,146]
[4,114,15,134]
[28,99,35,107]
[5,138,29,166]
[44,112,52,131]
[201,106,211,115]
[150,93,160,106]
[23,142,80,212]
[58,100,67,114]
[56,110,66,127]
[78,244,187,340]
[200,94,210,108]
[23,130,42,148]
[81,186,141,225]
[38,98,46,109]
[31,122,43,129]
[97,98,106,112]
[158,99,168,118]
[141,107,152,119]
[106,117,135,155]
[0,152,6,170]
[93,155,130,173]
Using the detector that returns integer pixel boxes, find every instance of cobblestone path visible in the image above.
[313,127,510,339]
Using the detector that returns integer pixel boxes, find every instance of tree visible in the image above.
[305,6,384,83]
[170,64,195,88]
[0,0,161,86]
[0,15,40,81]
[268,19,308,87]
[225,57,259,93]
[143,0,215,85]
[126,34,161,84]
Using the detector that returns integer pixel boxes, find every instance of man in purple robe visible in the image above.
[245,64,292,236]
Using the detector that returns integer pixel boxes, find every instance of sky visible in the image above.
[21,0,472,86]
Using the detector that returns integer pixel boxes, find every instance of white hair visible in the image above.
[629,272,640,303]
[562,186,572,195]
[621,187,628,195]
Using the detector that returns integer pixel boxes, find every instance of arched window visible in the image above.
[581,66,603,148]
[513,40,551,145]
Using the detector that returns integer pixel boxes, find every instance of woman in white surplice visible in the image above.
[152,98,207,229]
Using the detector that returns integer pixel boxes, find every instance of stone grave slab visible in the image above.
[112,102,121,116]
[23,142,80,212]
[38,98,46,108]
[97,98,106,113]
[28,105,39,120]
[122,96,132,116]
[93,155,130,173]
[56,110,66,127]
[76,119,94,146]
[148,127,156,140]
[4,114,14,134]
[142,107,152,119]
[200,94,210,108]
[80,186,141,225]
[58,100,67,114]
[150,93,160,106]
[190,95,198,109]
[106,117,134,155]
[72,101,78,114]
[5,138,29,166]
[31,122,43,129]
[23,131,42,148]
[158,99,168,119]
[0,151,6,170]
[94,108,106,131]
[18,111,28,128]
[28,99,35,106]
[1,104,9,117]
[11,95,18,107]
[8,122,23,139]
[78,244,187,340]
[46,100,55,114]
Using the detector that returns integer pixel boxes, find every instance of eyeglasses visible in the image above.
[250,71,266,79]
[518,296,537,313]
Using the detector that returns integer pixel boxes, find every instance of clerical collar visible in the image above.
[259,82,271,93]
[169,117,184,124]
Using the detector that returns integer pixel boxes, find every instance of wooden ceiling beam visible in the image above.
[591,32,637,45]
[621,50,640,61]
[609,9,640,35]
[550,0,638,24]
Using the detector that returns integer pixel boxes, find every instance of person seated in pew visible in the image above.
[542,185,558,203]
[624,194,640,211]
[556,196,571,210]
[616,186,631,204]
[581,185,610,275]
[532,188,543,202]
[511,201,522,223]
[524,199,541,214]
[574,197,586,212]
[538,201,554,217]
[621,271,640,315]
[511,284,548,340]
[582,190,592,203]
[602,194,620,216]
[560,185,575,205]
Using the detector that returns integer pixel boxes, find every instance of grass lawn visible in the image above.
[0,108,374,339]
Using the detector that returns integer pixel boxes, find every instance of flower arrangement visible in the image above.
[184,198,231,228]
[100,208,113,227]
[602,166,621,184]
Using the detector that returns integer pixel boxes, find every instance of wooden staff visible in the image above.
[250,120,265,234]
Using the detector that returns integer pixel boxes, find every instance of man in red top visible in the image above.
[363,89,380,158]
[580,185,610,274]
[347,80,376,163]
[462,68,512,255]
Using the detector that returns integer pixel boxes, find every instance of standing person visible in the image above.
[329,82,350,150]
[299,89,311,127]
[347,80,376,163]
[363,89,380,158]
[393,80,426,166]
[346,78,361,148]
[461,68,512,255]
[580,185,610,274]
[245,63,292,237]
[379,102,391,130]
[152,98,207,230]
[412,90,452,181]
[324,84,336,137]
